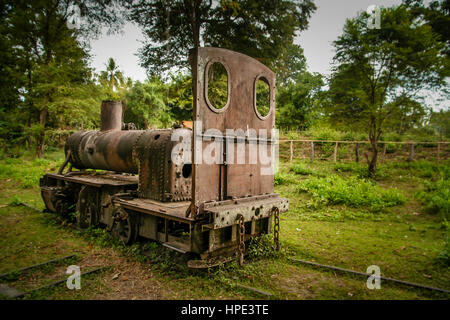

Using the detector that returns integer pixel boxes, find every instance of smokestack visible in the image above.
[100,100,122,131]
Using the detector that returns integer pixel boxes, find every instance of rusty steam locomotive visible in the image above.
[40,47,289,266]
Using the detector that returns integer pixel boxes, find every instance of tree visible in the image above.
[126,0,316,75]
[277,44,308,86]
[0,3,23,115]
[276,71,323,130]
[206,0,316,73]
[166,73,194,122]
[429,109,450,139]
[404,0,450,55]
[326,4,448,176]
[99,58,125,93]
[383,97,427,135]
[124,78,170,129]
[0,0,124,157]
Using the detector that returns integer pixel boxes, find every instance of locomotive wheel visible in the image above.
[54,199,69,215]
[76,186,99,229]
[111,208,137,245]
[77,203,98,229]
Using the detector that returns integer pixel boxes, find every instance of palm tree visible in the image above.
[99,58,124,92]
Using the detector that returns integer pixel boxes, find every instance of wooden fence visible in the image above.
[278,139,449,164]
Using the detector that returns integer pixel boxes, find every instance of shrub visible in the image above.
[389,160,439,179]
[334,162,366,175]
[341,131,367,141]
[334,162,388,179]
[9,195,21,206]
[274,172,288,185]
[247,234,283,259]
[303,126,342,141]
[416,178,449,219]
[437,235,450,266]
[286,131,299,140]
[385,143,399,154]
[297,175,405,211]
[290,163,314,175]
[0,153,63,189]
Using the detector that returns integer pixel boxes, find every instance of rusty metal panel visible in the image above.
[45,173,138,187]
[41,187,57,212]
[116,198,193,223]
[100,100,122,131]
[190,47,276,212]
[65,125,192,202]
[66,130,142,173]
[206,197,289,229]
[136,128,192,202]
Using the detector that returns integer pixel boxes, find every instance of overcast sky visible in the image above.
[89,0,445,110]
[295,0,402,75]
[90,0,406,81]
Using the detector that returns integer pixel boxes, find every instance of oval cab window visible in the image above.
[206,62,229,111]
[255,77,271,119]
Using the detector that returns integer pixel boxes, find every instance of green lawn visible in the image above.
[0,150,448,299]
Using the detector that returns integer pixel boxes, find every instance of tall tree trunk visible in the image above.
[367,116,378,177]
[368,140,378,176]
[186,0,201,48]
[36,106,48,158]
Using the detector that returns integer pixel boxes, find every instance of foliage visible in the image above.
[429,109,450,139]
[99,58,130,99]
[334,162,389,179]
[277,44,307,86]
[276,71,323,130]
[387,160,450,181]
[9,195,21,206]
[0,0,124,157]
[126,0,316,75]
[325,4,449,175]
[207,63,229,110]
[404,0,450,54]
[416,178,449,218]
[383,98,428,135]
[274,172,290,185]
[165,73,193,122]
[0,153,64,189]
[297,175,405,211]
[124,78,170,129]
[302,126,367,141]
[247,234,286,260]
[333,162,366,175]
[437,235,450,266]
[290,162,314,175]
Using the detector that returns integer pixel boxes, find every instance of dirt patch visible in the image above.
[78,249,174,300]
[273,264,353,299]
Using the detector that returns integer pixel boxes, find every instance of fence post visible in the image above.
[310,141,314,163]
[290,140,293,162]
[437,142,440,165]
[334,142,338,163]
[355,143,360,163]
[381,143,387,164]
[408,143,415,162]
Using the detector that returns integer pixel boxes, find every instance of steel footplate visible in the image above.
[204,196,289,229]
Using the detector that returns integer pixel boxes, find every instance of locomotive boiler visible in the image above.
[40,47,289,267]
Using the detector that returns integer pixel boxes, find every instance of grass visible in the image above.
[290,162,316,176]
[0,153,64,189]
[0,150,449,299]
[416,178,449,219]
[297,175,405,212]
